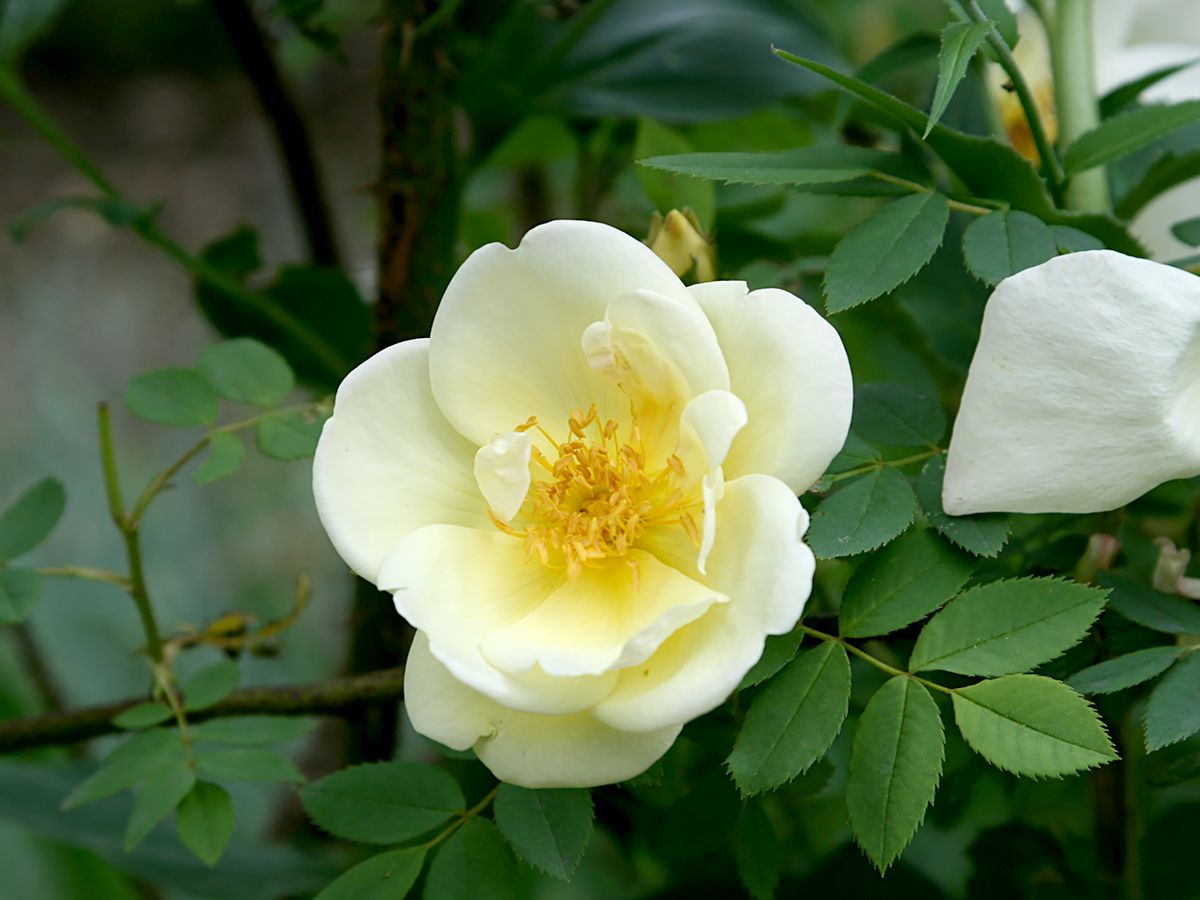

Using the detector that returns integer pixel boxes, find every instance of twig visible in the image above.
[97,404,164,665]
[210,0,342,268]
[0,68,351,382]
[0,667,406,754]
[964,0,1065,205]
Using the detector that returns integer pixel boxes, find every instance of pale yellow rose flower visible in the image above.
[313,220,853,787]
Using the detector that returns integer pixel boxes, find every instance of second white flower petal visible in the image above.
[944,250,1200,514]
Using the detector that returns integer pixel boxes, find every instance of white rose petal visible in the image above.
[943,250,1200,514]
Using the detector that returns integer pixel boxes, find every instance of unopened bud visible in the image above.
[645,209,716,283]
[1076,533,1119,582]
[1153,537,1200,599]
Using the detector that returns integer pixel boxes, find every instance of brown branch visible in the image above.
[210,0,342,268]
[0,667,405,754]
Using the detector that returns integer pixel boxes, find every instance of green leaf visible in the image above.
[195,230,368,389]
[125,765,195,851]
[655,771,740,861]
[195,748,304,784]
[918,456,1010,557]
[851,383,945,446]
[840,529,975,638]
[1116,150,1200,219]
[926,21,992,136]
[774,51,1052,214]
[182,660,241,712]
[300,762,465,845]
[823,192,949,313]
[315,847,427,900]
[634,120,716,229]
[1068,646,1183,695]
[1065,101,1200,174]
[735,801,781,900]
[1050,224,1104,253]
[738,630,804,689]
[638,145,929,194]
[1101,62,1197,116]
[191,432,245,485]
[806,467,916,559]
[1170,215,1200,247]
[952,675,1117,776]
[1144,652,1200,751]
[124,369,219,428]
[175,781,235,867]
[62,729,186,809]
[257,407,327,460]
[112,702,174,730]
[197,338,295,406]
[1100,573,1200,634]
[0,0,68,61]
[727,642,851,794]
[961,210,1058,286]
[8,195,154,244]
[493,785,593,880]
[0,569,42,625]
[424,818,516,900]
[189,716,318,745]
[909,577,1107,676]
[847,677,943,872]
[826,433,881,474]
[0,476,66,562]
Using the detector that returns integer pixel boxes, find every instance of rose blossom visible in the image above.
[313,220,852,787]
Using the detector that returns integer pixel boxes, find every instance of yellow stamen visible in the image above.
[491,408,700,579]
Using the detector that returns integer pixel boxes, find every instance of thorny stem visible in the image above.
[0,667,408,753]
[964,0,1066,205]
[799,624,956,695]
[0,68,351,382]
[210,0,341,268]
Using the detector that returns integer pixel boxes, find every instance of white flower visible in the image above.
[313,220,852,787]
[943,249,1200,515]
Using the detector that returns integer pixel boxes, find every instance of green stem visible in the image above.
[868,171,1001,215]
[127,398,330,527]
[829,448,940,483]
[0,69,351,381]
[426,786,500,848]
[97,405,164,665]
[964,0,1066,205]
[799,624,955,695]
[1053,0,1109,211]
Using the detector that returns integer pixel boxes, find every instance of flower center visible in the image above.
[491,406,700,580]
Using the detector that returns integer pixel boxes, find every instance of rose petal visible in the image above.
[689,282,853,493]
[312,339,488,581]
[380,525,618,714]
[480,549,727,678]
[429,221,691,445]
[405,634,680,788]
[944,250,1200,514]
[474,431,533,523]
[597,474,814,731]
